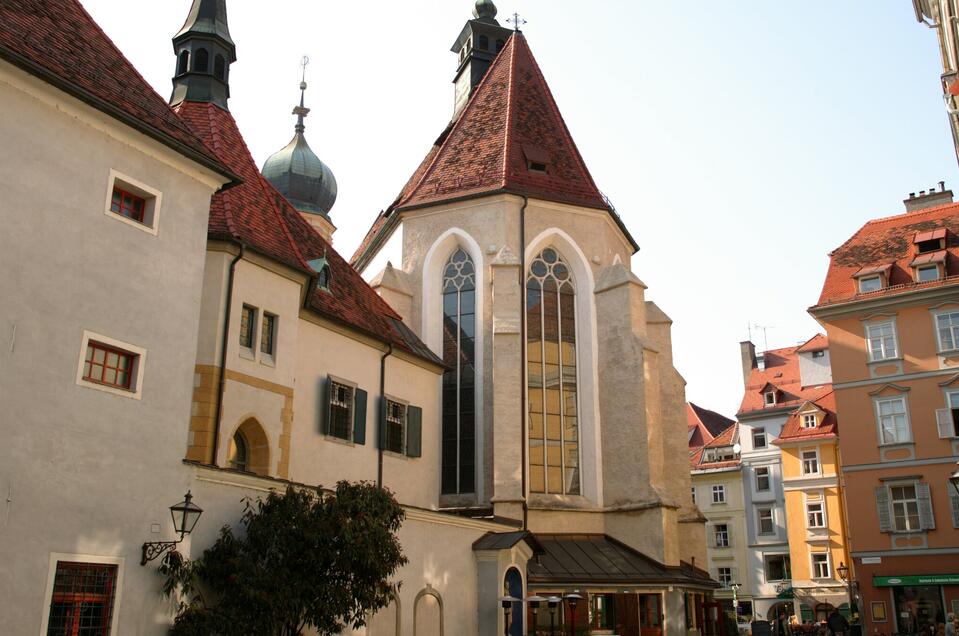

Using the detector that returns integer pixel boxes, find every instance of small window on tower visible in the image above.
[177,51,190,75]
[479,35,490,50]
[528,161,548,174]
[214,54,226,80]
[194,48,209,72]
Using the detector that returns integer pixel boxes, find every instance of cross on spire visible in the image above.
[507,12,526,32]
[293,55,311,134]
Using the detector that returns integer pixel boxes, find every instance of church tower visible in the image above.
[262,66,339,242]
[451,0,513,117]
[170,0,236,109]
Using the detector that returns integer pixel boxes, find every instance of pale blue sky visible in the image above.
[81,0,958,418]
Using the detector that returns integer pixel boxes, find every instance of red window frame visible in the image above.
[83,341,135,390]
[47,561,118,636]
[110,186,146,223]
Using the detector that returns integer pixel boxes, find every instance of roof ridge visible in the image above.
[501,33,518,191]
[862,201,959,227]
[200,103,238,237]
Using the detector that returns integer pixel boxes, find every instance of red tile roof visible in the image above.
[351,32,639,268]
[686,403,735,448]
[738,344,832,415]
[796,333,828,353]
[814,202,959,307]
[773,391,838,444]
[689,424,741,470]
[0,0,233,182]
[174,102,440,365]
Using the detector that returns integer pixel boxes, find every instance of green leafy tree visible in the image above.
[160,482,407,636]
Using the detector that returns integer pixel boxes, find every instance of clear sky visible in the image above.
[81,0,959,418]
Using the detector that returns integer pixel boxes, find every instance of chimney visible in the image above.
[740,341,757,388]
[904,181,954,212]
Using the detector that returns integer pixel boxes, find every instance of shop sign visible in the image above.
[873,574,959,587]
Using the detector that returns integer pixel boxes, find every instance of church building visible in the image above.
[0,0,715,633]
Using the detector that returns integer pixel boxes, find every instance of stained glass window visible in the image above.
[441,249,476,494]
[527,247,580,495]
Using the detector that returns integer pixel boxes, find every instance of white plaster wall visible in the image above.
[0,61,224,634]
[797,350,832,387]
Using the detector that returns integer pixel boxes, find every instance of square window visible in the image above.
[812,350,825,359]
[718,567,732,587]
[46,561,118,635]
[764,554,791,582]
[801,450,820,475]
[714,524,729,548]
[866,321,898,361]
[385,399,407,454]
[260,313,277,357]
[875,397,910,445]
[917,265,940,282]
[712,485,726,504]
[936,311,959,352]
[811,553,830,579]
[328,381,354,441]
[240,305,257,351]
[803,413,818,429]
[763,391,777,406]
[753,428,767,449]
[859,276,882,293]
[83,341,136,390]
[104,170,161,233]
[890,485,921,532]
[807,500,826,528]
[758,508,775,535]
[756,467,771,492]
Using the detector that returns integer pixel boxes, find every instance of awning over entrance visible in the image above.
[525,534,718,588]
[873,574,959,586]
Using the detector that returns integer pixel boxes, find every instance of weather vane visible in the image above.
[300,55,310,83]
[507,12,526,32]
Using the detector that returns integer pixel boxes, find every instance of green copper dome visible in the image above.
[262,79,337,220]
[473,0,497,21]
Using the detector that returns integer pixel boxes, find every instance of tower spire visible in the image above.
[293,55,310,135]
[451,0,513,117]
[170,0,237,110]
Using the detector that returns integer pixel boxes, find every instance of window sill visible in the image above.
[323,434,354,447]
[889,529,925,536]
[877,440,914,449]
[867,357,902,365]
[259,354,276,368]
[239,348,255,361]
[383,450,409,461]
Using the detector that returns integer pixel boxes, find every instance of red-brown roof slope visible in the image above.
[174,102,440,365]
[0,0,232,181]
[815,202,959,307]
[774,391,838,444]
[690,424,740,470]
[687,403,735,448]
[796,333,828,353]
[352,32,639,267]
[739,345,832,415]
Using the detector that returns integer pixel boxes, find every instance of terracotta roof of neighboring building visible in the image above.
[351,32,639,268]
[738,345,831,415]
[796,333,828,353]
[690,424,740,470]
[0,0,234,182]
[174,102,440,366]
[814,202,959,307]
[773,391,838,444]
[687,403,736,448]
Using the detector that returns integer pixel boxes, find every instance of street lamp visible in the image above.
[564,592,583,636]
[837,562,855,619]
[731,583,741,625]
[547,596,561,636]
[528,595,546,636]
[141,491,203,565]
[500,595,520,636]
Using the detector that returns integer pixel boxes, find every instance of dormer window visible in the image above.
[523,145,550,175]
[803,413,818,429]
[914,228,947,253]
[528,161,547,173]
[859,276,882,293]
[917,264,941,282]
[764,391,777,407]
[756,354,766,371]
[812,350,825,359]
[309,255,332,292]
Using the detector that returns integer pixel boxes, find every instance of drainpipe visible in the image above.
[378,343,394,488]
[211,243,245,467]
[519,195,529,530]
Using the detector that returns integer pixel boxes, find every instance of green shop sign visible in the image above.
[873,574,959,587]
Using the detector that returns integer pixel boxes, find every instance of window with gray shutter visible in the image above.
[406,406,422,458]
[949,486,959,529]
[875,486,892,533]
[353,389,367,445]
[916,483,936,530]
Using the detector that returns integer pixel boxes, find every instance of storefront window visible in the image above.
[892,585,943,634]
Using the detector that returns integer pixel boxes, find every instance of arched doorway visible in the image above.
[504,567,523,636]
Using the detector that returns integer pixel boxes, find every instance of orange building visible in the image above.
[810,188,959,635]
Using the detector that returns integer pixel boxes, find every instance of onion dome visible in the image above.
[262,74,337,220]
[473,0,498,21]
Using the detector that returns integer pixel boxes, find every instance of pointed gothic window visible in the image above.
[527,247,580,495]
[441,248,476,495]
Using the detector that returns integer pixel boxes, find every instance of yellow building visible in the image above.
[773,382,852,622]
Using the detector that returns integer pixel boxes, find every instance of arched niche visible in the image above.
[228,418,270,476]
[413,586,443,636]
